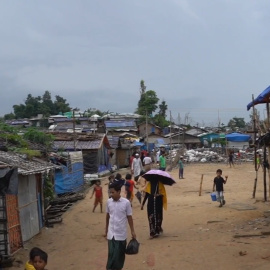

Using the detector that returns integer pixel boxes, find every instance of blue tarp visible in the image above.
[156,139,165,144]
[225,133,251,142]
[247,85,270,111]
[54,163,84,194]
[134,141,144,146]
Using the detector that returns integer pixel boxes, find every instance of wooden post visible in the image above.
[252,171,258,198]
[267,103,270,201]
[263,145,267,201]
[199,174,204,196]
[73,109,76,151]
[252,94,258,198]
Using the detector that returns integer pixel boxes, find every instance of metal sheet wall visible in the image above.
[18,174,40,242]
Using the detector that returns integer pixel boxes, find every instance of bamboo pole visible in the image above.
[267,103,270,201]
[252,95,258,198]
[199,174,204,196]
[263,144,267,201]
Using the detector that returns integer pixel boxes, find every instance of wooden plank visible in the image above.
[199,174,204,196]
[233,234,262,238]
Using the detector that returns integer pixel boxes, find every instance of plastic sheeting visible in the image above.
[247,85,270,110]
[0,167,18,195]
[54,162,84,194]
[69,151,83,164]
[225,133,251,142]
[83,151,98,174]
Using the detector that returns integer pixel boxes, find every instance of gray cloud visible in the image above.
[0,0,270,126]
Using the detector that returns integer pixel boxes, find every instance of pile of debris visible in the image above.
[185,149,226,163]
[167,148,226,164]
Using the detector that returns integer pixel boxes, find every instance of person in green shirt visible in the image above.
[179,156,184,179]
[159,152,166,171]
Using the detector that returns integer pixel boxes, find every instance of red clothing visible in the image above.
[94,186,103,198]
[126,180,135,192]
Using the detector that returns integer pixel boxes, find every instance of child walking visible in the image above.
[213,169,228,207]
[90,180,103,213]
[107,174,114,198]
[125,173,136,206]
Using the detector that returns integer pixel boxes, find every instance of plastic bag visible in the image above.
[135,191,142,203]
[125,238,140,255]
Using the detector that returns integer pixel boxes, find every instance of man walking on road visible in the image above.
[105,182,136,270]
[131,153,143,180]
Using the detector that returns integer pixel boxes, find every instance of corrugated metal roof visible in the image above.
[105,120,136,128]
[107,136,119,148]
[53,139,102,150]
[0,151,59,175]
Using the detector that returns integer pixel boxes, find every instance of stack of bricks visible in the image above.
[6,194,23,254]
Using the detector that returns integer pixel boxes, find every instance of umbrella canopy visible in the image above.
[247,85,270,111]
[142,170,176,186]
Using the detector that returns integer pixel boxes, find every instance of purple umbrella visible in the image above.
[142,170,176,186]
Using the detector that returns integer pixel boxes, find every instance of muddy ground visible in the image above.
[9,162,270,270]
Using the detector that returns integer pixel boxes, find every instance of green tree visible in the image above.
[4,113,15,120]
[153,114,170,128]
[140,80,146,95]
[158,100,168,118]
[11,91,71,118]
[53,95,71,114]
[13,104,26,118]
[25,94,41,113]
[227,117,246,131]
[136,90,159,116]
[40,91,54,116]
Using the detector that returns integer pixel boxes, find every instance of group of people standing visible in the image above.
[103,173,167,269]
[90,148,187,269]
[88,150,169,269]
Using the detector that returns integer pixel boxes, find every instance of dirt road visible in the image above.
[10,163,270,270]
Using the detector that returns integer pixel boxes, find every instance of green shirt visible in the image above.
[179,160,183,169]
[159,155,166,168]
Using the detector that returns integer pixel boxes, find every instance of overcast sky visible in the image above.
[1,0,270,126]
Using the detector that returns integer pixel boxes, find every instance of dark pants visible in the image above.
[107,237,127,270]
[179,168,184,178]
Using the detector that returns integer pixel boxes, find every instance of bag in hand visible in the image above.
[125,238,140,255]
[135,191,142,203]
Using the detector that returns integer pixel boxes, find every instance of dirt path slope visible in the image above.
[10,163,270,270]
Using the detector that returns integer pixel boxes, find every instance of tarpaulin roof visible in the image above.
[134,141,144,146]
[247,85,270,111]
[225,133,251,142]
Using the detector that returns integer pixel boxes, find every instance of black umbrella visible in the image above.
[142,170,176,186]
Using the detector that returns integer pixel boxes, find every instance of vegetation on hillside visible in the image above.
[4,91,71,119]
[135,80,170,128]
[0,121,54,158]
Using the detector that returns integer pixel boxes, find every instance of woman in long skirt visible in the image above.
[141,181,167,238]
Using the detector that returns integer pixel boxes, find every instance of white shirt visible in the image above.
[131,158,143,177]
[156,151,160,162]
[143,156,152,165]
[106,197,132,240]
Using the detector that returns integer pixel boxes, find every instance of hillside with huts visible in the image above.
[0,111,254,264]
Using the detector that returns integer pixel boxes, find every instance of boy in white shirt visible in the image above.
[105,182,136,270]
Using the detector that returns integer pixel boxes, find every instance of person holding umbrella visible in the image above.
[141,170,175,239]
